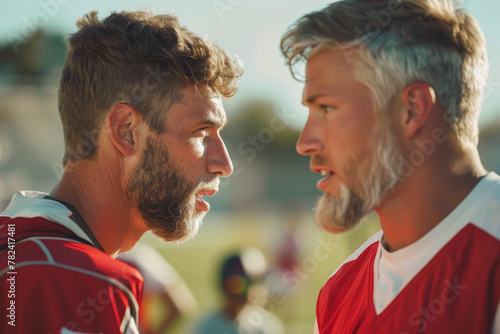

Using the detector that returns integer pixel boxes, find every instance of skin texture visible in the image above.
[50,85,233,257]
[298,48,487,251]
[299,47,397,233]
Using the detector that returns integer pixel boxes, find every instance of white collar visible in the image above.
[2,190,94,245]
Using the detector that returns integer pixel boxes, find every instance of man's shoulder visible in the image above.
[318,231,380,309]
[316,231,380,322]
[466,172,500,241]
[0,216,143,333]
[0,191,96,244]
[0,215,85,246]
[0,216,143,286]
[327,230,382,280]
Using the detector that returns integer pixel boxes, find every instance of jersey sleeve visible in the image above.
[1,234,142,334]
[1,262,140,334]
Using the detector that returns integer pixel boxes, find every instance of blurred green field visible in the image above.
[139,210,382,333]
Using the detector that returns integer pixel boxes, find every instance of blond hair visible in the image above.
[281,0,488,145]
[59,10,243,164]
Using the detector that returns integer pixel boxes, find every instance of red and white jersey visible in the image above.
[316,172,500,334]
[0,191,143,334]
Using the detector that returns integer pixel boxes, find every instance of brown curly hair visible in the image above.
[59,10,243,164]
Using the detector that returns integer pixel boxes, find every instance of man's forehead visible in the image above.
[197,99,227,126]
[305,48,350,79]
[168,87,227,126]
[302,48,354,102]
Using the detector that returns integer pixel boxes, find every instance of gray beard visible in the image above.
[314,126,403,233]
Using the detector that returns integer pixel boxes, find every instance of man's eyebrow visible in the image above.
[302,92,340,106]
[303,94,321,106]
[196,118,227,129]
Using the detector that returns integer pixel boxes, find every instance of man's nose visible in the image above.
[296,116,323,156]
[207,136,233,177]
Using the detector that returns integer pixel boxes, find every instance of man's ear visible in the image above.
[107,103,142,156]
[400,82,436,138]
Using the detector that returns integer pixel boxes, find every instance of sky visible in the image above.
[2,0,500,128]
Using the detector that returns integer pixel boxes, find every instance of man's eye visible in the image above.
[320,105,335,113]
[193,127,211,137]
[195,127,209,133]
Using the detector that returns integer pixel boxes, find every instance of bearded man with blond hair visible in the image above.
[281,0,500,332]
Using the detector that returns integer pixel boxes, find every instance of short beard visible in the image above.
[315,184,364,233]
[126,137,201,242]
[315,123,403,233]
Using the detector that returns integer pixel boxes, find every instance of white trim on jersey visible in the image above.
[1,190,94,246]
[60,327,104,334]
[121,307,140,334]
[327,230,383,280]
[316,172,500,334]
[373,172,500,315]
[0,236,141,334]
[1,193,143,333]
[494,304,500,334]
[0,236,140,320]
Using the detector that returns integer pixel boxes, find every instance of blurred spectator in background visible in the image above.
[119,243,198,334]
[267,210,303,293]
[192,247,284,334]
[264,210,305,332]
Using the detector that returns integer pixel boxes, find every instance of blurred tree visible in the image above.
[478,114,500,173]
[225,100,300,159]
[223,100,320,207]
[0,29,66,84]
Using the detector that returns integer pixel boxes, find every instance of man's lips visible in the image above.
[312,167,335,191]
[195,189,218,212]
[197,189,217,197]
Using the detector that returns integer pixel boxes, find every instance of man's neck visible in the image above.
[49,160,145,257]
[376,157,486,252]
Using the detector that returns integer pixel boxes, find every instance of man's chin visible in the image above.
[152,213,205,243]
[314,191,364,234]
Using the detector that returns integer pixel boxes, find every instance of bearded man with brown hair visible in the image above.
[0,10,242,333]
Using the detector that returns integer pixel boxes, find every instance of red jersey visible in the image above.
[316,172,500,334]
[0,191,143,334]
